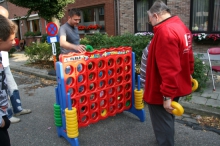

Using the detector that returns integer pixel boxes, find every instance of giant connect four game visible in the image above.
[54,46,146,146]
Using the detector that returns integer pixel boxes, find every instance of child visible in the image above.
[0,14,18,146]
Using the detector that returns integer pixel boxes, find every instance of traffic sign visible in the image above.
[47,36,59,43]
[46,22,58,36]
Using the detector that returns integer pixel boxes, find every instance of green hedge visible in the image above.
[80,33,153,65]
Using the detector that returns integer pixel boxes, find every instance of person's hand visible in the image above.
[0,118,5,128]
[163,99,174,114]
[75,45,86,53]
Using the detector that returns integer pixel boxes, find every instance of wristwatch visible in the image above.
[163,96,171,101]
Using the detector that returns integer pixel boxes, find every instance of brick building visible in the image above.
[1,0,219,53]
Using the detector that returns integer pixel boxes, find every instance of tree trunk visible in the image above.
[51,17,60,30]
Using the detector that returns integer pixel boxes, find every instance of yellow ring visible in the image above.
[191,78,198,92]
[67,132,79,138]
[65,114,78,118]
[134,89,143,94]
[171,101,184,116]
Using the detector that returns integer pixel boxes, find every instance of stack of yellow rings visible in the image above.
[134,89,144,110]
[65,108,79,138]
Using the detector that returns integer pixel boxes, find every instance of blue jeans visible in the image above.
[5,66,22,118]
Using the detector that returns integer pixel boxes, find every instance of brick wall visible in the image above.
[6,2,47,40]
[7,2,29,18]
[167,0,190,28]
[118,0,134,35]
[118,0,190,35]
[192,43,220,53]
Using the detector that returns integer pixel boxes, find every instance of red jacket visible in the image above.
[143,16,194,105]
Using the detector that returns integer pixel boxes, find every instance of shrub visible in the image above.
[41,34,48,43]
[24,31,41,37]
[9,47,16,57]
[24,42,53,63]
[192,54,209,92]
[33,31,41,36]
[24,31,35,37]
[24,42,60,66]
[80,33,152,65]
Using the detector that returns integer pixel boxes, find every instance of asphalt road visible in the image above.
[8,71,220,146]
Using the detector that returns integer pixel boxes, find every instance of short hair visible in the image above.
[0,14,17,41]
[68,8,81,17]
[148,0,171,16]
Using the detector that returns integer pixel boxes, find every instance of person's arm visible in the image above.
[0,116,5,128]
[155,29,181,112]
[59,26,86,53]
[156,31,181,99]
[59,35,86,53]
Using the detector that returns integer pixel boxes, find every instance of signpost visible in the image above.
[46,22,59,75]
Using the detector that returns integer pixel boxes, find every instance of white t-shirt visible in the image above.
[1,51,9,67]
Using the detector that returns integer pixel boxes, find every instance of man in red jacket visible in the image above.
[144,1,194,145]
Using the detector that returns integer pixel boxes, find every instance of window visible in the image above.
[134,0,167,32]
[80,6,105,31]
[191,0,220,33]
[27,19,40,32]
[26,14,41,33]
[136,0,149,32]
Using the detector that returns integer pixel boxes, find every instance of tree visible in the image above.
[8,0,75,22]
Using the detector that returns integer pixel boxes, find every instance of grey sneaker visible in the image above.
[14,109,32,116]
[9,116,21,123]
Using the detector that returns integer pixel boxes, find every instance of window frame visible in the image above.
[134,0,167,33]
[26,14,41,33]
[79,5,105,32]
[190,0,220,33]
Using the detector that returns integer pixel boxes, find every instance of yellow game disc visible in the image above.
[191,78,198,92]
[171,101,184,116]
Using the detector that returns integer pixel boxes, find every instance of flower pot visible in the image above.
[89,29,100,33]
[78,30,85,34]
[194,40,220,45]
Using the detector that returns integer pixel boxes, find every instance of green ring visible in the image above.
[54,109,61,113]
[55,123,62,127]
[54,104,60,109]
[54,114,61,118]
[86,45,94,52]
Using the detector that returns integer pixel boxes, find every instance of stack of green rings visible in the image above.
[54,104,62,127]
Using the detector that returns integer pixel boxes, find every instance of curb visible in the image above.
[180,101,220,118]
[10,66,57,81]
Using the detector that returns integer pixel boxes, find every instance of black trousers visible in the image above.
[148,98,179,146]
[0,116,11,146]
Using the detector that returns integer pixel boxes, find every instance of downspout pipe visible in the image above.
[114,0,120,35]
